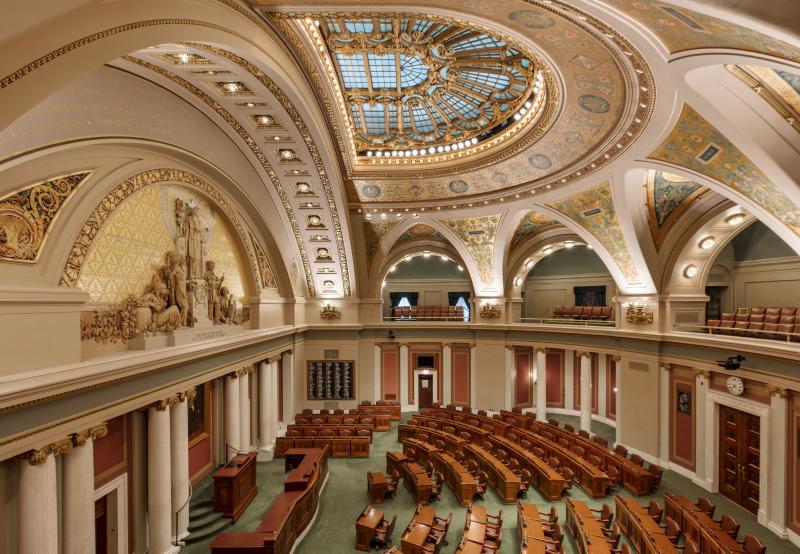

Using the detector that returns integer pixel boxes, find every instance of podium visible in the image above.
[213,452,258,522]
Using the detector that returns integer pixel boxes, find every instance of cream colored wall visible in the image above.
[731,257,800,308]
[618,354,661,458]
[293,338,370,412]
[473,340,508,412]
[522,273,617,317]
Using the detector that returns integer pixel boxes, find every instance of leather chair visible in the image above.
[646,500,663,524]
[429,476,441,503]
[614,444,628,457]
[311,418,324,425]
[682,537,700,554]
[588,454,602,468]
[541,523,564,552]
[372,515,396,550]
[518,469,531,498]
[719,514,740,539]
[560,467,574,493]
[593,435,609,447]
[533,447,546,458]
[630,453,644,466]
[482,527,502,552]
[696,497,715,518]
[578,429,590,439]
[661,516,682,544]
[574,446,586,458]
[547,418,559,426]
[385,472,398,499]
[649,463,663,491]
[604,523,621,549]
[590,503,613,529]
[564,424,575,433]
[737,534,766,554]
[548,457,561,470]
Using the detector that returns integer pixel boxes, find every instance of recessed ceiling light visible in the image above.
[543,246,553,254]
[684,264,698,278]
[224,82,239,93]
[178,53,190,63]
[726,214,745,226]
[699,237,716,250]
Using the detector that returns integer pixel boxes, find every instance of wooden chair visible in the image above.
[560,467,574,492]
[428,517,449,546]
[311,418,324,425]
[333,409,344,415]
[320,409,330,415]
[533,446,546,458]
[578,429,590,439]
[429,476,441,503]
[696,497,715,518]
[574,445,586,458]
[301,408,313,415]
[385,472,398,499]
[518,468,532,498]
[719,514,740,539]
[630,453,644,466]
[681,537,700,554]
[737,534,766,554]
[604,523,621,549]
[564,424,575,432]
[541,523,564,552]
[482,527,502,552]
[610,544,631,554]
[558,438,570,449]
[614,444,628,457]
[646,500,663,524]
[473,477,486,500]
[590,503,613,528]
[649,463,663,491]
[662,516,682,544]
[372,515,396,550]
[486,509,503,526]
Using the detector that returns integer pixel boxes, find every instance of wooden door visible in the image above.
[418,375,434,409]
[95,495,108,554]
[719,405,760,513]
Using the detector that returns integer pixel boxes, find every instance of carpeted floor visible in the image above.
[183,413,799,553]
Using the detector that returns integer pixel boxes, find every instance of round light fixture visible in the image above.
[699,237,716,250]
[726,213,745,226]
[684,264,698,278]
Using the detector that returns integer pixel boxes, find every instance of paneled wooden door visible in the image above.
[718,404,760,513]
[418,375,434,409]
[95,495,108,554]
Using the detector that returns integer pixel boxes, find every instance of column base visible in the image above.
[257,444,275,462]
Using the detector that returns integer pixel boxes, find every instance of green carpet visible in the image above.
[183,413,799,553]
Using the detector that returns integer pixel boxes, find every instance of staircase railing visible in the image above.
[172,480,193,547]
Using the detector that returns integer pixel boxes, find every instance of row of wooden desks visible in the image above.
[499,410,536,430]
[513,428,611,498]
[465,443,521,504]
[565,498,613,554]
[488,434,568,500]
[664,492,745,554]
[614,495,679,554]
[402,462,434,505]
[275,435,370,457]
[420,407,511,437]
[399,422,468,453]
[529,421,654,496]
[518,502,548,554]
[294,413,391,430]
[411,414,490,445]
[356,506,385,551]
[402,437,440,467]
[431,451,477,505]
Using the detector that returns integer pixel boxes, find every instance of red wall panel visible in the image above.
[606,356,616,420]
[189,435,212,483]
[514,348,532,407]
[381,346,399,401]
[93,415,127,488]
[669,368,696,471]
[545,351,564,408]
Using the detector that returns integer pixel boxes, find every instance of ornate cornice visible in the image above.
[18,438,74,465]
[765,384,788,399]
[150,395,179,411]
[177,388,198,406]
[692,368,711,379]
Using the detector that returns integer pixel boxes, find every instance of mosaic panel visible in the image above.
[396,224,449,246]
[648,104,800,238]
[363,220,399,274]
[441,214,502,284]
[646,171,708,247]
[509,211,560,252]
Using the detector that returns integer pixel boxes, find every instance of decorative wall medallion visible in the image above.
[361,184,381,198]
[0,171,91,262]
[315,247,333,262]
[307,215,325,229]
[578,94,611,114]
[528,154,553,170]
[448,180,470,194]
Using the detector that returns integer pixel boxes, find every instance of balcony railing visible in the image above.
[515,317,616,327]
[674,324,800,343]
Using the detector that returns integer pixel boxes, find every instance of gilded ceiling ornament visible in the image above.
[509,211,560,253]
[479,303,502,320]
[648,104,800,238]
[250,232,278,289]
[363,220,399,274]
[727,65,800,134]
[151,395,179,411]
[0,171,91,262]
[645,170,708,249]
[441,214,502,284]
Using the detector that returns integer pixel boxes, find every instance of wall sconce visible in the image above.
[479,303,502,320]
[320,303,341,320]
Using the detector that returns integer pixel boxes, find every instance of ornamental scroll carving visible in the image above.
[0,171,91,262]
[80,197,248,344]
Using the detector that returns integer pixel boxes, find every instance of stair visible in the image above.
[185,499,231,545]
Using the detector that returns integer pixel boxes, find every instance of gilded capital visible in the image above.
[612,355,621,362]
[534,347,548,354]
[20,438,74,465]
[441,343,452,349]
[178,388,198,408]
[151,395,179,411]
[227,370,240,380]
[692,368,711,379]
[765,385,788,399]
[72,423,109,447]
[576,351,591,359]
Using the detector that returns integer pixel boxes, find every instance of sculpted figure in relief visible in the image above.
[219,286,239,324]
[204,260,225,323]
[167,252,191,327]
[177,200,208,280]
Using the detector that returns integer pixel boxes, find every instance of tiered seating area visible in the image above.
[391,305,466,321]
[552,305,613,320]
[706,307,800,341]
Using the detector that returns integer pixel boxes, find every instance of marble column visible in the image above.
[694,369,709,486]
[19,440,71,554]
[470,345,477,409]
[258,360,272,459]
[505,346,514,410]
[63,425,108,554]
[374,345,382,402]
[578,352,592,433]
[171,391,193,542]
[659,365,671,463]
[767,386,788,532]
[239,368,252,451]
[270,358,280,439]
[148,398,175,554]
[614,356,622,447]
[597,354,607,419]
[282,351,294,423]
[224,372,241,459]
[442,344,452,406]
[535,348,547,421]
[399,344,409,408]
[564,350,575,410]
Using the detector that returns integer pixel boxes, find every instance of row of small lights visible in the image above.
[382,251,462,288]
[683,213,745,278]
[366,137,479,158]
[514,241,591,287]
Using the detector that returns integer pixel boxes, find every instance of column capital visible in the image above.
[534,347,548,354]
[73,423,108,447]
[237,366,255,376]
[399,342,409,348]
[18,438,73,465]
[661,364,673,372]
[576,351,591,359]
[178,387,198,406]
[268,355,281,363]
[441,342,452,349]
[151,395,179,411]
[611,355,621,362]
[766,384,788,399]
[505,345,513,351]
[692,367,711,379]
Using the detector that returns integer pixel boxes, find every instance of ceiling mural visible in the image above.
[648,104,800,238]
[363,220,399,274]
[509,210,561,253]
[441,213,502,284]
[603,0,800,63]
[727,65,800,135]
[547,182,639,284]
[0,171,92,263]
[317,15,538,153]
[266,3,654,206]
[645,170,709,248]
[396,223,449,246]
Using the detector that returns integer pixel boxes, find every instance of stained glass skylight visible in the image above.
[318,15,539,153]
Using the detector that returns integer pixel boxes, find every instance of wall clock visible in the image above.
[726,376,745,396]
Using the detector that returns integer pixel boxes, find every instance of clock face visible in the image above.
[726,376,744,396]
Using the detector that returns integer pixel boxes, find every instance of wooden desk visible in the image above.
[469,504,487,523]
[464,520,486,544]
[664,493,746,554]
[368,472,388,504]
[415,506,436,527]
[455,538,484,553]
[431,452,476,505]
[355,507,383,551]
[566,498,612,554]
[387,451,409,475]
[519,502,548,554]
[500,410,535,430]
[212,452,258,522]
[403,463,433,505]
[465,443,521,504]
[211,448,328,554]
[490,435,568,500]
[401,523,431,554]
[614,495,678,554]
